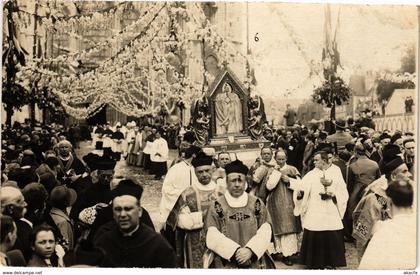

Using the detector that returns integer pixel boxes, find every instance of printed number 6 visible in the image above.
[254,33,259,42]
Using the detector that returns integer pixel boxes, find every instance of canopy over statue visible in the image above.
[207,69,248,138]
[189,68,270,151]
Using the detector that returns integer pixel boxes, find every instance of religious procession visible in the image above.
[1,1,418,271]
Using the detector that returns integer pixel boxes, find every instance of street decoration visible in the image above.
[12,2,255,120]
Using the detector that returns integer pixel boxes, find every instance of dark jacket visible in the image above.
[27,253,59,267]
[89,206,154,243]
[94,223,176,268]
[12,220,33,262]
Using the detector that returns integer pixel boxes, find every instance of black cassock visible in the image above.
[94,223,177,268]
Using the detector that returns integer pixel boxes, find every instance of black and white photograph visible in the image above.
[0,0,418,272]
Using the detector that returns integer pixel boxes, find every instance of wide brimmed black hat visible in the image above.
[379,133,391,141]
[335,119,346,130]
[83,153,116,171]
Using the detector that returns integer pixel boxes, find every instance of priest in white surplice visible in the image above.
[157,146,202,246]
[150,129,169,180]
[296,150,348,269]
[204,159,275,269]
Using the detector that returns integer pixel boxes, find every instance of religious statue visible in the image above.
[248,109,263,140]
[247,93,267,140]
[214,83,243,135]
[191,96,210,146]
[248,93,267,123]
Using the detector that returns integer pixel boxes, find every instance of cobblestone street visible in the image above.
[76,141,360,269]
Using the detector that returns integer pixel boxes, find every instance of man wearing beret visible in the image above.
[352,149,413,259]
[94,183,176,267]
[314,131,333,153]
[205,159,275,269]
[86,179,154,243]
[170,152,218,268]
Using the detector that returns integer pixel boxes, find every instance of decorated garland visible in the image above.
[14,2,259,120]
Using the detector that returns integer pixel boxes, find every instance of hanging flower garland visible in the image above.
[15,2,268,120]
[17,5,168,106]
[40,3,165,69]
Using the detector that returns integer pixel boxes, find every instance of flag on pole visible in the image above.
[322,4,333,63]
[322,4,342,78]
[333,7,343,71]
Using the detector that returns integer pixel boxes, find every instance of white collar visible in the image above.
[59,154,71,161]
[121,224,140,237]
[193,180,216,191]
[20,218,33,228]
[378,176,388,190]
[262,159,276,166]
[224,191,248,208]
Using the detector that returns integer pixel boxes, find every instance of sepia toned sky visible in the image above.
[246,3,418,99]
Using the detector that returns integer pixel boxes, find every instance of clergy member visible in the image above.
[150,129,169,180]
[264,149,301,265]
[158,145,201,246]
[111,124,125,161]
[205,159,275,269]
[297,150,348,269]
[94,186,176,267]
[213,152,232,196]
[172,152,218,268]
[247,147,276,200]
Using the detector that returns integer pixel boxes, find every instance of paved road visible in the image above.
[76,141,360,269]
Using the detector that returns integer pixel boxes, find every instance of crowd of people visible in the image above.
[0,116,416,270]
